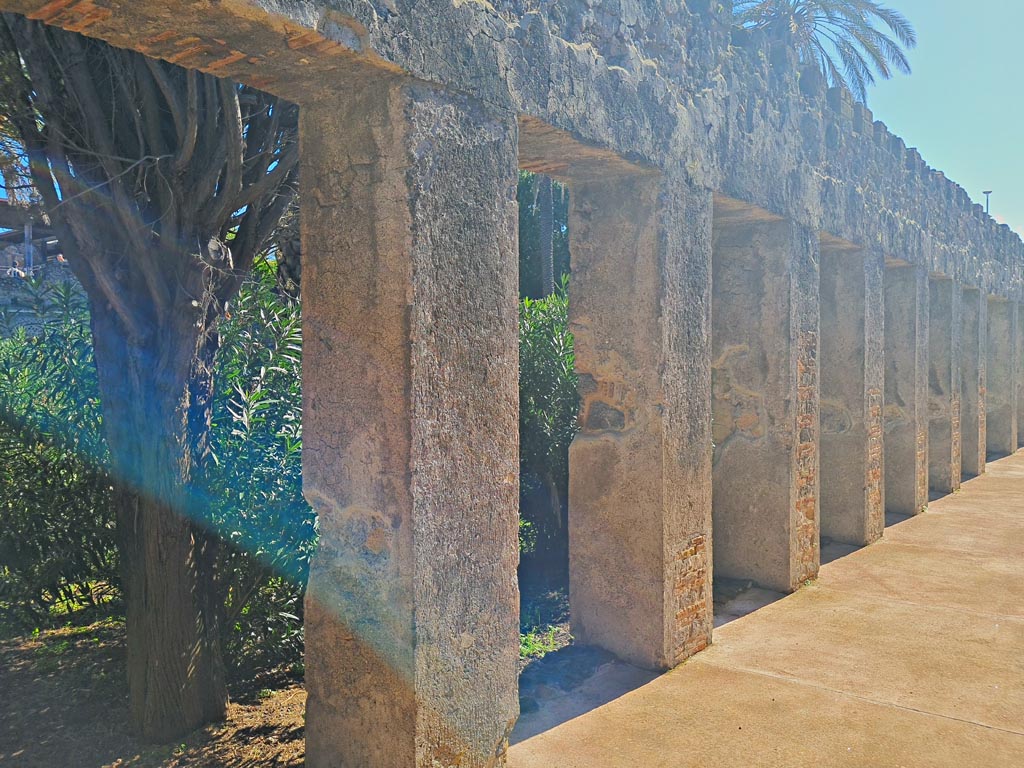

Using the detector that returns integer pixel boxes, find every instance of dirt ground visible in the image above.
[0,618,305,768]
[0,584,571,767]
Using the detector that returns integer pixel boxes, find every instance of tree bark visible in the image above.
[90,295,227,742]
[538,174,555,297]
[274,199,301,298]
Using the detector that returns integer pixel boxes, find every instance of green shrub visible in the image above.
[210,260,315,672]
[0,245,580,659]
[518,276,578,567]
[0,285,115,625]
[0,263,316,674]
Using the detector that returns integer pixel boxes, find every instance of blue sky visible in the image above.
[867,0,1023,234]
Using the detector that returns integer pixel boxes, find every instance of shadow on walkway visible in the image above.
[713,578,785,629]
[885,509,913,528]
[821,538,863,565]
[511,450,1024,768]
[512,645,656,744]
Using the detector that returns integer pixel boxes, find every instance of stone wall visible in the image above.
[2,1,1019,299]
[0,243,81,336]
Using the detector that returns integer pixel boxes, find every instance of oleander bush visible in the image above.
[0,283,114,625]
[518,275,578,572]
[0,262,314,673]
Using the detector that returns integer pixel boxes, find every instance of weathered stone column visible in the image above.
[986,298,1018,457]
[960,288,987,477]
[569,175,713,671]
[818,243,885,545]
[711,214,819,593]
[883,265,929,516]
[1018,304,1024,449]
[927,278,962,494]
[300,82,520,768]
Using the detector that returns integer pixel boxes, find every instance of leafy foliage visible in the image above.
[1,18,304,733]
[0,284,113,624]
[518,275,578,566]
[519,625,562,660]
[0,265,315,673]
[210,260,314,672]
[2,172,581,667]
[733,0,916,102]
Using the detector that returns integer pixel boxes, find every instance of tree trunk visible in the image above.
[90,297,227,742]
[0,15,299,742]
[275,199,301,298]
[538,174,555,297]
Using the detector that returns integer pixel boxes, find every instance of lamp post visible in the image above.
[983,190,993,216]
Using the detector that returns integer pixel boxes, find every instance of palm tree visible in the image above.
[734,0,916,103]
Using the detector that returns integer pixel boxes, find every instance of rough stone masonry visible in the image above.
[1,1,1021,766]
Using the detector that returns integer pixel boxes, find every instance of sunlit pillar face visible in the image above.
[301,81,520,768]
[819,244,885,546]
[883,265,930,517]
[711,211,820,594]
[960,289,988,478]
[568,173,713,671]
[986,299,1018,458]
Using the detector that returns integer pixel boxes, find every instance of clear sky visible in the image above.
[867,0,1024,235]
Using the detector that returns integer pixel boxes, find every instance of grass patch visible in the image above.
[520,626,564,660]
[33,638,72,658]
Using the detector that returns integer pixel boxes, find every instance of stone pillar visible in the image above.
[300,83,520,768]
[927,278,961,494]
[960,288,987,477]
[883,265,929,516]
[1018,304,1024,448]
[818,244,885,545]
[711,215,819,594]
[569,175,713,671]
[986,298,1018,457]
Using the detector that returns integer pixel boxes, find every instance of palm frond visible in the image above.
[734,0,917,103]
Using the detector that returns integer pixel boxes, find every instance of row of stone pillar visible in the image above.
[886,266,1022,509]
[711,212,1024,607]
[295,87,1023,767]
[298,87,715,767]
